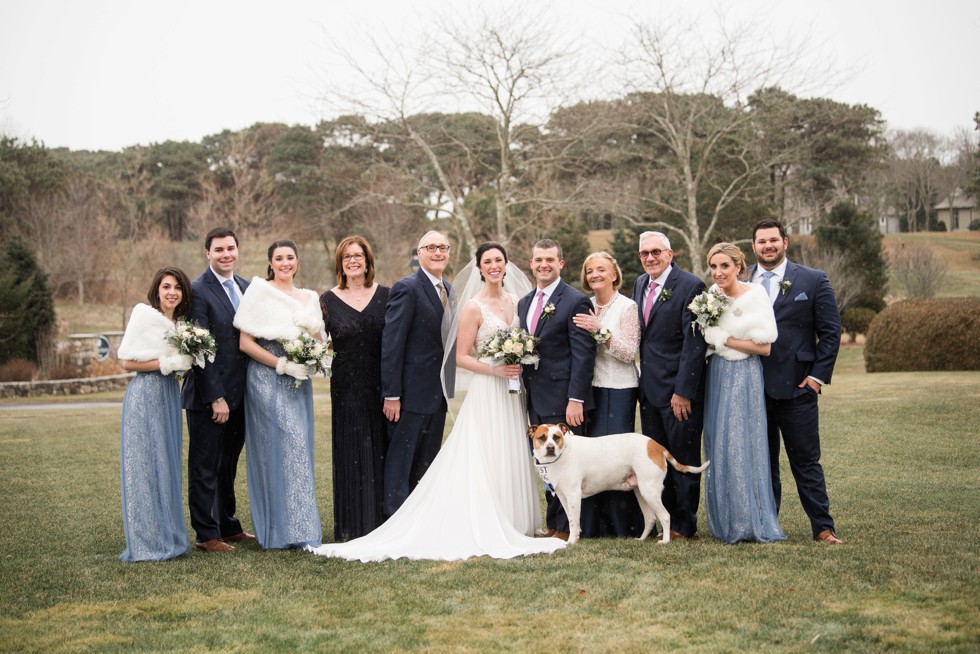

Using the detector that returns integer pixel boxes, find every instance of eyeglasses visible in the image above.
[638,249,665,259]
[420,244,451,253]
[342,253,365,262]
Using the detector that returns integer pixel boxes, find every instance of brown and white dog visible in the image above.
[527,423,710,544]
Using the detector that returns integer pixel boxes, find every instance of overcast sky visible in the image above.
[1,0,977,152]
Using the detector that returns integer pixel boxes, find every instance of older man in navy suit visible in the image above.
[750,219,843,544]
[632,231,707,540]
[519,239,595,538]
[182,227,254,552]
[381,231,454,518]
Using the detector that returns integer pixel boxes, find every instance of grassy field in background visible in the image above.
[882,231,980,298]
[1,347,978,652]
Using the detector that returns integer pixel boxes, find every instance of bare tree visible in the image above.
[613,13,836,276]
[316,4,592,258]
[888,243,948,299]
[797,243,866,312]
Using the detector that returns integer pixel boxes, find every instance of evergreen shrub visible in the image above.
[864,298,980,372]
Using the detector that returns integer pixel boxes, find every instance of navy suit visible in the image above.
[632,263,707,537]
[749,260,841,537]
[519,279,595,532]
[380,268,452,517]
[181,269,250,542]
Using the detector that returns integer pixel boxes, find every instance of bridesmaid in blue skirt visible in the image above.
[235,240,324,549]
[117,267,194,562]
[699,243,786,544]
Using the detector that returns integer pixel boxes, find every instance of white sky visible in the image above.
[1,0,977,152]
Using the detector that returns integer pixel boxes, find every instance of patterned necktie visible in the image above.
[644,281,659,325]
[761,271,776,298]
[436,281,448,312]
[528,290,545,333]
[223,279,240,311]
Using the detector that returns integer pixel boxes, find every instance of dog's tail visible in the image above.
[665,453,710,474]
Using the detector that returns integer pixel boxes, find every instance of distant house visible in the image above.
[934,189,977,231]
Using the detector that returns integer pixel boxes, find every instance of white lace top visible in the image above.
[472,295,519,355]
[591,292,640,389]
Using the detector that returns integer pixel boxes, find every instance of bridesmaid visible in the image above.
[234,239,324,549]
[700,242,786,544]
[572,252,645,538]
[320,236,390,541]
[117,266,194,562]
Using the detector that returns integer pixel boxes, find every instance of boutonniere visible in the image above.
[541,303,556,321]
[593,327,612,345]
[780,280,792,295]
[658,288,673,302]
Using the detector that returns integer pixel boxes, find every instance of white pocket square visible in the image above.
[794,292,808,301]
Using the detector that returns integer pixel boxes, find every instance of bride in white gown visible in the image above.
[308,242,567,562]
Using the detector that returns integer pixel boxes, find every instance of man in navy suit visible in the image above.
[750,219,843,544]
[381,230,454,518]
[519,239,595,538]
[181,227,254,552]
[632,231,707,540]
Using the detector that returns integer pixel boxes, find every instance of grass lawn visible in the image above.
[0,351,977,652]
[883,231,980,298]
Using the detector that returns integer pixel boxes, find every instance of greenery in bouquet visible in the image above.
[479,327,541,368]
[166,320,217,368]
[280,334,333,377]
[688,289,733,335]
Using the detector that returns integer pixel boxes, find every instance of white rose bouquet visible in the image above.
[165,320,217,379]
[279,334,333,388]
[688,290,733,337]
[479,327,540,394]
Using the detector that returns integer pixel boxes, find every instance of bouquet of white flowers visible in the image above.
[279,334,332,388]
[478,327,540,394]
[688,290,733,336]
[165,320,217,379]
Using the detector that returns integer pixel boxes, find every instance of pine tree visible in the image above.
[0,238,56,366]
[815,202,888,311]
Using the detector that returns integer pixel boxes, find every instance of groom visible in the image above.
[749,219,843,544]
[381,230,454,518]
[519,239,595,538]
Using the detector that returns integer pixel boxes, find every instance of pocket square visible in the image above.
[794,292,809,301]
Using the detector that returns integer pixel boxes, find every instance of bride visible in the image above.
[308,241,567,561]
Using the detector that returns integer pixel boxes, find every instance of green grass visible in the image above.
[2,357,978,652]
[883,231,980,298]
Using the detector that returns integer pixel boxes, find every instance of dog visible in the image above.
[527,423,710,544]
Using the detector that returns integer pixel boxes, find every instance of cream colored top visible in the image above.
[591,292,640,389]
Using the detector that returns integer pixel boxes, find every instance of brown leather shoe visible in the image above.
[534,529,556,538]
[814,529,843,544]
[195,539,235,552]
[223,531,257,543]
[552,531,570,541]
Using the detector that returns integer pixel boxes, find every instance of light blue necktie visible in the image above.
[223,279,240,310]
[761,271,776,298]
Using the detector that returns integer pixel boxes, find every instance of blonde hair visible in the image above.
[580,251,623,291]
[706,242,748,278]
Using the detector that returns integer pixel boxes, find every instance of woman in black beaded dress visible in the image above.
[320,236,390,541]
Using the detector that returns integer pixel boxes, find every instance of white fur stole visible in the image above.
[710,283,778,361]
[233,277,325,341]
[117,303,177,361]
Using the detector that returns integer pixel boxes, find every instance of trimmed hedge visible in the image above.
[864,297,980,372]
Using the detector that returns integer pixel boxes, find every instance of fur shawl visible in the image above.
[117,303,177,361]
[710,283,778,361]
[233,277,325,341]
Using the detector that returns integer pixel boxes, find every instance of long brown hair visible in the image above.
[147,266,192,319]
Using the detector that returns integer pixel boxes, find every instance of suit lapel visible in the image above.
[772,261,796,311]
[205,270,237,318]
[417,269,443,314]
[646,265,678,326]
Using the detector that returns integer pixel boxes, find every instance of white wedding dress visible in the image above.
[308,298,567,562]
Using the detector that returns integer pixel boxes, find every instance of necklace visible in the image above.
[595,293,618,310]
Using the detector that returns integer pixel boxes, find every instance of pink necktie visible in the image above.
[528,290,545,333]
[644,282,659,325]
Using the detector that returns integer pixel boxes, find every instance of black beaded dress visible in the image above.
[321,286,390,542]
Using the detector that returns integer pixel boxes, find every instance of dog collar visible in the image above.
[534,450,564,466]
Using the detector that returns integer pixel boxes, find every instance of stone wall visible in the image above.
[0,373,134,399]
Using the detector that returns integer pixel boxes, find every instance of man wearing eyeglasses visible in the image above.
[380,230,454,517]
[632,231,707,541]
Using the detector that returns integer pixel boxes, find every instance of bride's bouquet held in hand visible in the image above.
[279,334,332,388]
[165,320,217,379]
[479,327,540,394]
[688,290,733,336]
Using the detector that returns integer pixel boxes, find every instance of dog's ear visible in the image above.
[558,422,570,434]
[526,425,538,438]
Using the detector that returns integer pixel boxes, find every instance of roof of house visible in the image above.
[935,188,977,210]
